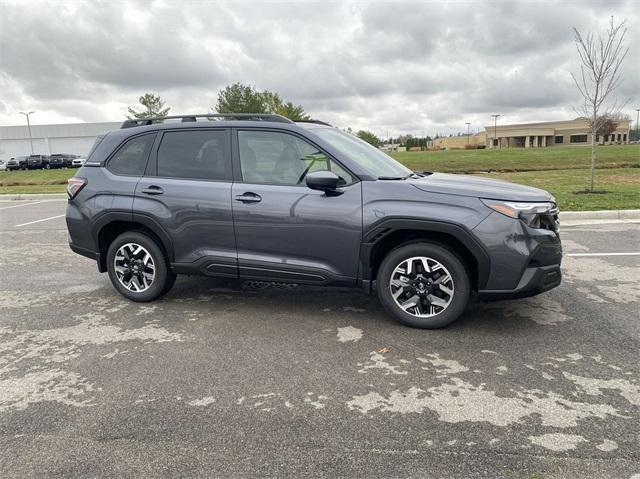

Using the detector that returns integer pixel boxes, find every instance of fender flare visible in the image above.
[92,211,176,266]
[360,218,491,289]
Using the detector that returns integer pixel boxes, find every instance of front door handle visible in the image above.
[141,186,164,195]
[235,192,262,203]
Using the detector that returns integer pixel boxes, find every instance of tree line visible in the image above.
[126,84,387,147]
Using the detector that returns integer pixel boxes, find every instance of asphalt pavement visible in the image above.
[1,199,639,478]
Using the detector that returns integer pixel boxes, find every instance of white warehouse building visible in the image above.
[0,121,121,162]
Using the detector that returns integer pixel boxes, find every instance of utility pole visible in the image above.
[491,114,500,149]
[19,111,35,154]
[636,109,639,142]
[465,122,471,145]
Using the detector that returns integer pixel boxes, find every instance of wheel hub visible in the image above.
[114,243,156,293]
[389,256,455,318]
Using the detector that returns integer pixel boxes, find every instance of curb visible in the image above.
[559,209,640,225]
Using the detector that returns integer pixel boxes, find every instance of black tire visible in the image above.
[376,242,470,329]
[106,231,176,302]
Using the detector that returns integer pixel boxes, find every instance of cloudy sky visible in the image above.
[1,0,638,137]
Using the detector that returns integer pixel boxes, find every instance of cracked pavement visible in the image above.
[1,200,639,478]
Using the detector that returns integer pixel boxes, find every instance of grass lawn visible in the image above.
[480,168,640,211]
[1,145,638,210]
[0,168,77,194]
[390,144,640,173]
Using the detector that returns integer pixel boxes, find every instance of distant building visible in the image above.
[379,143,406,152]
[433,133,486,150]
[0,121,120,161]
[484,117,630,149]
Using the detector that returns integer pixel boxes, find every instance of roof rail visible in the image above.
[295,119,332,126]
[120,113,294,129]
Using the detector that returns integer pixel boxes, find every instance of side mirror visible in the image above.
[305,171,343,196]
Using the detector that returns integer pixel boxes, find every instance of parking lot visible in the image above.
[0,199,638,478]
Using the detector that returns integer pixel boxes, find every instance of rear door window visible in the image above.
[156,130,231,181]
[107,133,155,176]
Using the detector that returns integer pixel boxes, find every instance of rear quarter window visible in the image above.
[107,133,156,176]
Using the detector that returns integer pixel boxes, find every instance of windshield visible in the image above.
[314,128,412,178]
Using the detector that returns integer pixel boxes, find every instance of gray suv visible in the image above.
[66,114,562,328]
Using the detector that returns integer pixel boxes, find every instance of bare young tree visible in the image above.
[571,16,629,192]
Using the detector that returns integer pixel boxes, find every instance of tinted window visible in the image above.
[238,130,354,186]
[108,133,155,176]
[157,130,231,180]
[570,134,588,143]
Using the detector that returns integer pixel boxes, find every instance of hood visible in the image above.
[409,173,553,202]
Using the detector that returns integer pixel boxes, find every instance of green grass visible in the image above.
[390,144,640,173]
[480,167,640,211]
[0,168,77,194]
[1,145,639,210]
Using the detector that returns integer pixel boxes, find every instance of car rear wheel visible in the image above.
[377,242,470,329]
[106,231,176,302]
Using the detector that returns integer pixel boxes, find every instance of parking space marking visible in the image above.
[0,200,50,210]
[14,214,65,227]
[566,252,640,257]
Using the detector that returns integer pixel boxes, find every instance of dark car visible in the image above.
[66,114,562,329]
[27,154,50,169]
[49,153,77,168]
[49,154,67,169]
[7,156,28,170]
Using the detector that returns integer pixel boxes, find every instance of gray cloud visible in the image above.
[0,0,638,136]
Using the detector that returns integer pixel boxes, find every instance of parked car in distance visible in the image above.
[7,156,28,170]
[50,153,79,168]
[49,154,66,169]
[66,113,562,329]
[71,157,86,168]
[0,160,6,171]
[27,154,51,169]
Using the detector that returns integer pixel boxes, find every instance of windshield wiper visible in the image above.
[377,176,405,180]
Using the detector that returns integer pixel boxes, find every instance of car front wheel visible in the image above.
[106,231,176,302]
[377,242,470,329]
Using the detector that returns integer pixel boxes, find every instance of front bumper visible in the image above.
[478,264,561,300]
[472,210,562,297]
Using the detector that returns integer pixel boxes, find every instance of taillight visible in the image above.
[67,177,87,199]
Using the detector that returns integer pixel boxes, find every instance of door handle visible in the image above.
[141,186,164,195]
[235,192,262,203]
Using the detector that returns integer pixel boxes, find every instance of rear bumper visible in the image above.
[69,241,100,261]
[477,264,561,301]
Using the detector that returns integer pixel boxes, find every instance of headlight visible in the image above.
[481,199,557,228]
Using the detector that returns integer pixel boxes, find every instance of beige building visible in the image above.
[433,132,486,150]
[484,117,630,149]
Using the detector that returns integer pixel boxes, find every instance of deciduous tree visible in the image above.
[571,16,629,191]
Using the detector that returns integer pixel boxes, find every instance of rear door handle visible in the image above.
[235,192,262,203]
[141,186,164,195]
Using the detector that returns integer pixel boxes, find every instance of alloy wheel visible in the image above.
[389,256,455,317]
[113,243,156,293]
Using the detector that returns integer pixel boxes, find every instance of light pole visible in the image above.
[491,114,500,149]
[636,109,639,143]
[19,111,35,154]
[465,122,471,145]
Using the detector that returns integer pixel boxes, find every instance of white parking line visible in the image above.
[14,214,65,227]
[0,200,49,210]
[566,252,640,257]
